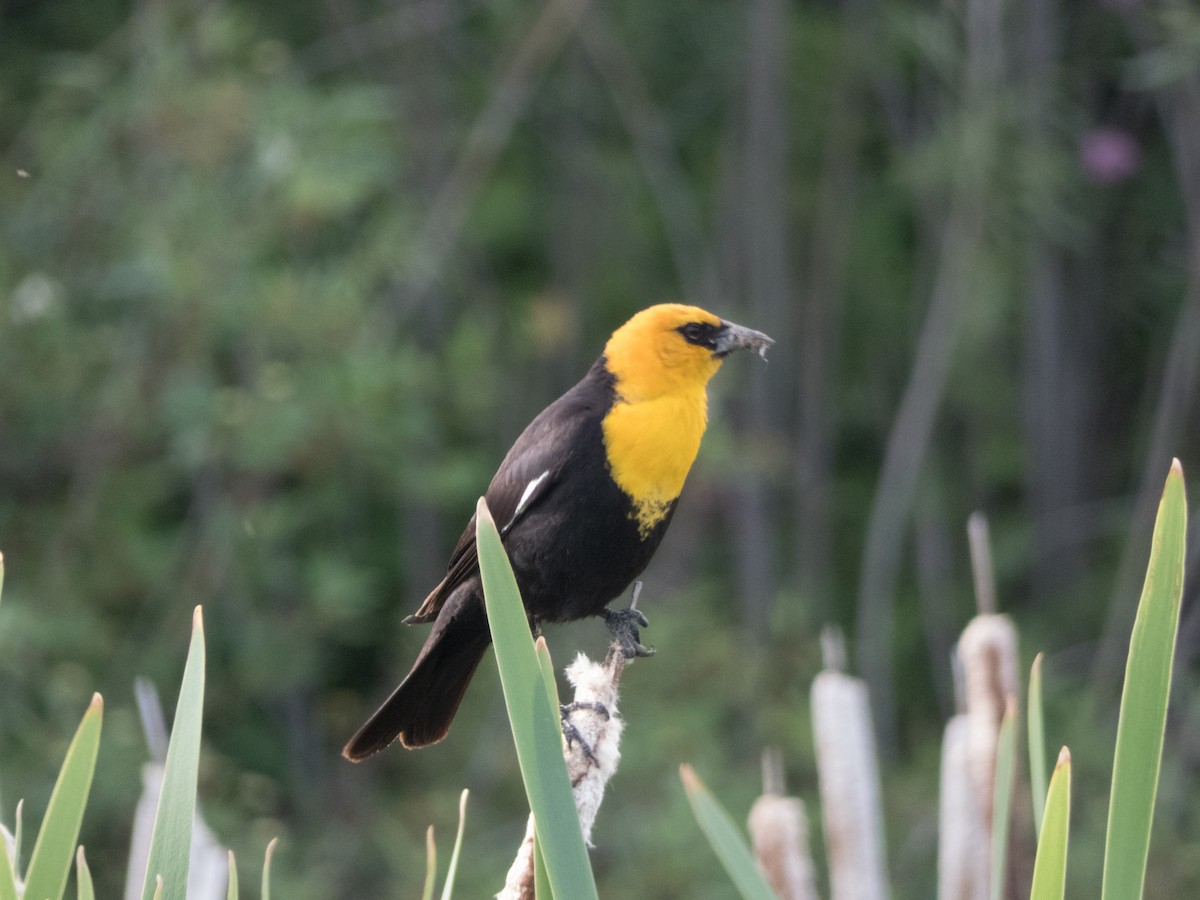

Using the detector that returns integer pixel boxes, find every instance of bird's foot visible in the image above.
[603,584,654,659]
[562,700,611,721]
[560,701,609,763]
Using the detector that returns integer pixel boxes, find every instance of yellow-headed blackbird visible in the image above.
[343,304,772,760]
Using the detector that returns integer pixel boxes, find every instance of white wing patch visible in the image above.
[503,470,550,534]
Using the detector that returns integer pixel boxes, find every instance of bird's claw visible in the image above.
[562,700,610,721]
[603,606,654,659]
[560,701,609,763]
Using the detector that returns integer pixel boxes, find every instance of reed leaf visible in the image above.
[1101,461,1187,900]
[139,607,206,900]
[476,498,598,900]
[22,694,103,900]
[680,765,777,900]
[1030,747,1071,900]
[1028,654,1047,838]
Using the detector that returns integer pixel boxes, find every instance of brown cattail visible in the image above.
[811,627,891,900]
[747,748,821,900]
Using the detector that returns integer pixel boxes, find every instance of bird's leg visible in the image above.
[559,701,610,764]
[602,581,655,659]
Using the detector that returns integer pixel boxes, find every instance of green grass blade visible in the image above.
[140,607,206,900]
[261,837,277,900]
[679,765,778,900]
[22,693,103,900]
[0,551,5,611]
[1028,653,1047,838]
[14,801,23,880]
[990,699,1017,900]
[0,825,18,900]
[533,627,564,900]
[226,850,238,900]
[1030,747,1071,900]
[438,790,469,900]
[75,847,94,900]
[533,828,551,900]
[475,498,599,900]
[421,826,437,900]
[534,637,562,714]
[1101,460,1187,900]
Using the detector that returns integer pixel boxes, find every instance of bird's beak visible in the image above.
[714,320,775,360]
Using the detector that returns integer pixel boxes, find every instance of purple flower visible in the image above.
[1080,128,1141,184]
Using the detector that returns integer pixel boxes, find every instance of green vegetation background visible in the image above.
[1,1,1198,896]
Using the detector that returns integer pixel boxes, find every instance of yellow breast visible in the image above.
[602,389,708,536]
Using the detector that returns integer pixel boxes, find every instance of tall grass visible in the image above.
[679,461,1188,900]
[0,462,1187,898]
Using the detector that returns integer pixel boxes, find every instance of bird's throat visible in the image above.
[601,389,708,537]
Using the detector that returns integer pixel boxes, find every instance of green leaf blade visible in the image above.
[261,837,277,900]
[1030,747,1071,900]
[22,694,104,900]
[679,765,778,900]
[0,824,19,900]
[534,637,562,714]
[533,829,551,900]
[75,847,95,900]
[475,499,598,900]
[140,607,207,900]
[421,827,437,900]
[438,789,469,900]
[1101,461,1187,900]
[1028,653,1047,838]
[226,850,239,900]
[990,700,1017,900]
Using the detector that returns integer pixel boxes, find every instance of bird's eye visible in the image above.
[680,322,708,344]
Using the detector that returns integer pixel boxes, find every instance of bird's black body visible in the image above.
[342,304,772,761]
[343,360,673,758]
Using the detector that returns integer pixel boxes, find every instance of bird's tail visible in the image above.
[342,599,490,761]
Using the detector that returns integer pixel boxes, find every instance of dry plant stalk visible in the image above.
[940,613,1019,900]
[958,616,1019,842]
[938,714,987,900]
[748,757,821,900]
[496,645,626,900]
[811,628,890,900]
[939,513,1022,900]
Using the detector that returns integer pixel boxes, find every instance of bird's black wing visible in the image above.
[403,369,608,623]
[401,515,481,624]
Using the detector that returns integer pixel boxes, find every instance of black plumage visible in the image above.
[343,304,772,760]
[343,360,672,759]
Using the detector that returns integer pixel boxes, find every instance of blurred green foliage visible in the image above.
[0,0,1198,897]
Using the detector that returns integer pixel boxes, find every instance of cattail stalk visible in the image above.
[497,645,625,900]
[748,748,821,900]
[811,627,891,900]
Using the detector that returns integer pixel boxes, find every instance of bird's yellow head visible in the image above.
[603,304,773,402]
[600,304,773,536]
